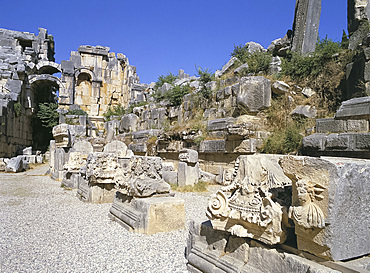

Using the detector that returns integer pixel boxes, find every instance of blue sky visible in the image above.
[1,0,347,83]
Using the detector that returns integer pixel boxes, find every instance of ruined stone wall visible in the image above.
[0,28,55,157]
[59,45,139,117]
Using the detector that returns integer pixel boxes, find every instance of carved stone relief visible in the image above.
[207,155,291,245]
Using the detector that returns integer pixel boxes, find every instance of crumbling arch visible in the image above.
[75,67,96,82]
[29,74,65,92]
[36,61,62,75]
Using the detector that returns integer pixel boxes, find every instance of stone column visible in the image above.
[177,149,199,186]
[291,0,322,54]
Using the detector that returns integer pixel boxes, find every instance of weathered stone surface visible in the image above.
[303,132,370,158]
[179,149,198,164]
[119,114,139,133]
[315,118,346,133]
[186,220,339,273]
[207,117,236,132]
[234,63,249,75]
[162,170,178,184]
[215,57,238,78]
[178,149,199,187]
[280,156,370,261]
[71,140,93,154]
[5,156,29,172]
[236,76,271,112]
[199,140,226,153]
[52,123,71,148]
[103,140,129,157]
[291,0,321,54]
[22,146,32,155]
[207,154,291,245]
[271,80,290,95]
[335,96,370,120]
[109,191,185,235]
[291,105,317,118]
[302,87,316,97]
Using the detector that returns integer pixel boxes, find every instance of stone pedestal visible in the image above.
[77,179,116,203]
[109,191,185,235]
[178,149,199,186]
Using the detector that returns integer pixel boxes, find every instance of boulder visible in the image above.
[215,57,238,78]
[291,105,317,118]
[272,80,290,95]
[5,156,29,173]
[236,76,271,112]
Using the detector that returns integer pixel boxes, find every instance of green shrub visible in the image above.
[67,109,87,116]
[14,102,22,117]
[261,123,302,154]
[281,36,342,81]
[231,44,272,75]
[126,101,148,114]
[103,105,126,121]
[196,66,215,100]
[155,72,178,90]
[164,85,191,106]
[37,102,59,128]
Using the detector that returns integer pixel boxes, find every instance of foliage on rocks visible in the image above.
[196,66,215,100]
[281,36,353,111]
[67,109,87,116]
[231,44,272,75]
[155,72,178,89]
[37,102,59,128]
[164,85,191,106]
[103,105,126,121]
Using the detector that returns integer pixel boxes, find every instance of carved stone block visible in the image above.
[280,156,370,261]
[207,154,292,245]
[109,191,185,235]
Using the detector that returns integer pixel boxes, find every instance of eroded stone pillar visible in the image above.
[291,0,322,54]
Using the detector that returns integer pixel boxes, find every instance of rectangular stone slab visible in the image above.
[109,192,185,235]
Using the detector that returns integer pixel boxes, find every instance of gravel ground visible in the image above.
[0,165,214,273]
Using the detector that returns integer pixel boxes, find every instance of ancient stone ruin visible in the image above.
[1,0,370,272]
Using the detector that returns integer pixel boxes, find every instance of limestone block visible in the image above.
[271,80,290,95]
[236,76,271,112]
[0,158,5,171]
[325,133,350,149]
[52,124,71,148]
[109,191,185,235]
[291,0,321,54]
[234,63,249,75]
[162,170,178,184]
[5,156,29,173]
[315,118,346,133]
[22,146,32,155]
[355,133,370,149]
[302,133,326,151]
[335,96,370,120]
[199,140,226,153]
[186,220,338,273]
[103,140,129,157]
[302,87,316,97]
[280,156,370,261]
[215,57,238,78]
[291,105,317,118]
[346,119,369,132]
[207,117,236,132]
[72,140,93,154]
[178,161,199,187]
[179,149,198,163]
[162,162,175,171]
